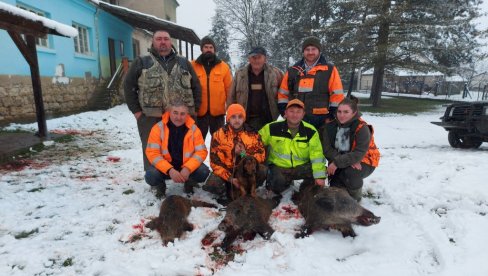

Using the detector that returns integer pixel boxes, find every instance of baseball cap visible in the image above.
[286,99,305,109]
[248,46,267,57]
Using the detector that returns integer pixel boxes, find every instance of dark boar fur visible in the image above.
[232,155,259,199]
[146,195,217,245]
[292,183,380,238]
[218,196,279,251]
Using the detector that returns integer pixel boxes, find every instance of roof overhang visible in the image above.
[0,2,77,37]
[94,1,200,45]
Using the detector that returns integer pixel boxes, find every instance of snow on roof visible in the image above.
[89,0,178,27]
[0,1,78,38]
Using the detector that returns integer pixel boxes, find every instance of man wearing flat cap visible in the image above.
[259,99,326,201]
[191,36,233,139]
[278,36,344,130]
[227,46,283,131]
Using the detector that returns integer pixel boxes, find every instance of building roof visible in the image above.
[92,0,200,45]
[0,2,77,37]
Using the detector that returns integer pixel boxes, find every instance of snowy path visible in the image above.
[1,105,487,275]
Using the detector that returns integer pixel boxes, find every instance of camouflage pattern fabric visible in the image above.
[138,54,195,117]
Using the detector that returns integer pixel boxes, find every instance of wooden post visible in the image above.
[185,41,188,59]
[25,35,48,138]
[191,43,194,60]
[179,39,182,55]
[122,57,129,73]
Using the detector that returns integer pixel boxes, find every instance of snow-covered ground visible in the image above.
[1,97,487,275]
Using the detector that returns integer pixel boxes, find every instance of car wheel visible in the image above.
[468,139,483,149]
[448,131,482,149]
[448,131,466,148]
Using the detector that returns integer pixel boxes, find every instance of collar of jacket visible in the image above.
[195,53,221,67]
[280,120,308,137]
[293,54,328,69]
[161,111,196,129]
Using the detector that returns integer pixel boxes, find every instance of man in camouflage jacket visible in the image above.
[124,30,201,171]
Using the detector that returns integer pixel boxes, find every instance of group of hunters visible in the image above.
[124,30,380,205]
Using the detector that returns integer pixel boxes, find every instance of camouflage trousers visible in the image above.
[267,163,315,195]
[203,164,268,197]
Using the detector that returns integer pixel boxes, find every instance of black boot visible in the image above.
[184,179,198,194]
[152,184,166,199]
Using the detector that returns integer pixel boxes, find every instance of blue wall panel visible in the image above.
[0,0,133,79]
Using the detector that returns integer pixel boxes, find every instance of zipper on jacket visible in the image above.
[206,73,210,114]
[290,150,294,167]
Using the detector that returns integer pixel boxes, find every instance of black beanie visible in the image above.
[200,36,216,51]
[302,36,321,52]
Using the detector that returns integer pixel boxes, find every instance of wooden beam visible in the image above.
[25,34,48,138]
[0,10,58,36]
[7,31,35,67]
[185,41,188,59]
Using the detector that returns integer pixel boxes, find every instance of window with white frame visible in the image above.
[73,23,91,55]
[16,4,50,48]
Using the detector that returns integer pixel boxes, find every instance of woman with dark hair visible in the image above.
[321,96,380,201]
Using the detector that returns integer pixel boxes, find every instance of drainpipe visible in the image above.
[94,6,102,80]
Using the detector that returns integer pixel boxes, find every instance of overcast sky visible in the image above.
[176,0,215,38]
[175,0,488,62]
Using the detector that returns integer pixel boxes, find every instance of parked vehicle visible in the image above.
[431,102,488,148]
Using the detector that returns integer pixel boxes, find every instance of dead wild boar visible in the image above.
[146,195,217,245]
[218,196,278,251]
[292,184,380,238]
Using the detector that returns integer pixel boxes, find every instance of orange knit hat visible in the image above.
[226,104,246,121]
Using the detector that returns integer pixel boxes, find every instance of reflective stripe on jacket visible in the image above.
[259,120,326,179]
[191,60,232,117]
[278,55,344,115]
[146,112,207,174]
[210,124,266,181]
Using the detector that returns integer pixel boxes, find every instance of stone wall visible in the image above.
[0,75,103,125]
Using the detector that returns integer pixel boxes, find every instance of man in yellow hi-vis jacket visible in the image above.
[259,99,326,200]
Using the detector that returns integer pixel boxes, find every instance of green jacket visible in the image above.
[259,120,326,179]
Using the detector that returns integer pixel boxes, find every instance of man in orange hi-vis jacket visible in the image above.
[278,36,344,130]
[145,100,209,198]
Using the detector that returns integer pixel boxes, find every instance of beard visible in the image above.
[202,52,216,61]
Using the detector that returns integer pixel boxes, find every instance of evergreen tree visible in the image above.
[323,0,486,106]
[209,8,232,67]
[269,0,334,70]
[213,0,276,65]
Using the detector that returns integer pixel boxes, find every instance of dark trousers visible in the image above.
[196,113,225,140]
[329,162,375,201]
[267,163,314,195]
[136,114,161,171]
[144,164,210,193]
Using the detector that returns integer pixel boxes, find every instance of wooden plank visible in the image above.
[7,31,35,67]
[0,10,54,36]
[25,35,48,138]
